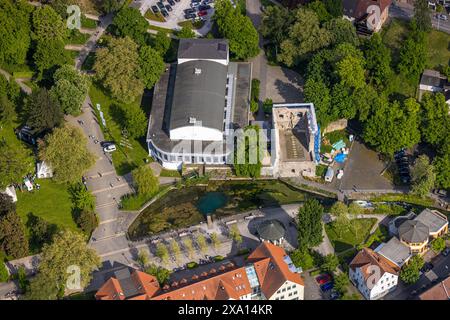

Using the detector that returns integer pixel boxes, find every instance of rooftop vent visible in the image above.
[194,68,202,75]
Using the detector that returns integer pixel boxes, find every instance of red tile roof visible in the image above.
[95,242,304,300]
[419,276,450,300]
[349,248,399,282]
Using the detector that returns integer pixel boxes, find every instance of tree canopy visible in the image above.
[132,166,159,196]
[38,125,96,184]
[112,7,149,45]
[25,88,64,135]
[0,140,34,189]
[138,45,165,90]
[214,0,259,60]
[297,199,324,250]
[413,0,432,32]
[94,36,144,104]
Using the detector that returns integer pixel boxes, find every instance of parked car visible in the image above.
[151,5,159,13]
[437,14,448,20]
[191,2,201,9]
[184,8,195,14]
[316,274,331,285]
[165,4,172,11]
[103,144,117,153]
[185,13,196,19]
[157,2,165,10]
[320,282,334,292]
[168,0,175,5]
[199,4,211,10]
[174,0,180,2]
[442,247,450,257]
[330,290,340,300]
[198,10,208,16]
[161,9,169,17]
[421,262,434,273]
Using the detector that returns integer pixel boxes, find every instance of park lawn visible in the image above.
[89,84,151,175]
[370,193,435,207]
[81,15,98,29]
[325,218,377,253]
[383,18,450,70]
[427,30,450,69]
[148,24,174,34]
[145,10,166,22]
[67,29,91,45]
[16,179,78,235]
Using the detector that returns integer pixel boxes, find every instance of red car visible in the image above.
[198,10,207,17]
[316,274,331,285]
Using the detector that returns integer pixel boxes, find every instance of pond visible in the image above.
[196,192,229,215]
[127,179,334,241]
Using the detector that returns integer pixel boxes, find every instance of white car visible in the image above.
[103,144,116,153]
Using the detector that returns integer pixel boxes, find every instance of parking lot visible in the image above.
[140,0,216,35]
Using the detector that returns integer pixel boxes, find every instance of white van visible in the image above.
[103,144,116,153]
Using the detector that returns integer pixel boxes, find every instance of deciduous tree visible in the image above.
[112,7,149,45]
[25,88,64,135]
[38,125,96,184]
[0,141,34,189]
[131,166,159,196]
[138,45,165,89]
[297,199,324,250]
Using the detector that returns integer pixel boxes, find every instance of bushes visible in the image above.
[186,261,198,269]
[75,210,98,236]
[250,78,260,113]
[69,183,98,236]
[0,251,8,282]
[263,98,273,114]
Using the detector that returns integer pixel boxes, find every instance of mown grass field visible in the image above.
[325,218,377,253]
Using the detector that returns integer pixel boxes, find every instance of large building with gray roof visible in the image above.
[147,39,251,170]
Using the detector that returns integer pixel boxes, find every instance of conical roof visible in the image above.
[256,219,286,242]
[398,220,429,243]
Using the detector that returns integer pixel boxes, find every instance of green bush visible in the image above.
[251,78,260,102]
[75,210,99,236]
[186,262,198,269]
[250,100,259,113]
[237,248,250,256]
[213,255,225,262]
[0,261,9,282]
[263,98,273,114]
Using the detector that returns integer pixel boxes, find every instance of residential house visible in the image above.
[419,276,450,300]
[419,69,449,100]
[349,248,400,300]
[342,0,392,33]
[95,242,304,300]
[374,236,412,268]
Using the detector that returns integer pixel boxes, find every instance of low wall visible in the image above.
[323,119,348,135]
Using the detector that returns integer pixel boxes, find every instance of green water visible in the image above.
[196,192,229,215]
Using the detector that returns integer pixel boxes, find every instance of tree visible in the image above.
[352,85,383,122]
[0,209,29,259]
[39,125,96,184]
[400,255,424,284]
[156,243,169,264]
[75,210,98,236]
[398,30,427,83]
[94,37,144,104]
[112,7,149,45]
[27,213,58,249]
[321,254,339,273]
[50,65,90,115]
[229,224,242,246]
[363,98,421,155]
[145,264,171,285]
[420,93,449,147]
[413,0,432,32]
[25,273,59,300]
[334,212,350,238]
[0,0,32,66]
[177,26,195,39]
[434,153,450,189]
[307,0,332,24]
[334,273,350,295]
[120,103,148,138]
[322,0,343,17]
[214,0,259,60]
[0,260,8,282]
[25,88,63,135]
[304,78,334,127]
[290,249,315,270]
[0,96,16,127]
[431,237,446,253]
[336,54,365,90]
[363,33,392,87]
[210,232,220,249]
[278,8,331,66]
[153,31,171,57]
[101,0,125,13]
[297,199,324,250]
[325,18,359,47]
[69,183,96,212]
[132,166,159,196]
[348,202,363,219]
[411,155,436,198]
[32,5,69,77]
[0,141,34,189]
[138,45,165,89]
[331,83,355,119]
[197,234,208,254]
[136,249,149,268]
[183,237,195,258]
[329,202,348,217]
[36,230,100,292]
[260,5,293,50]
